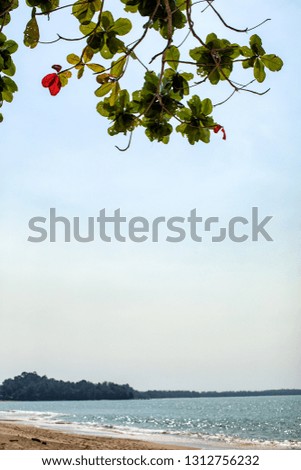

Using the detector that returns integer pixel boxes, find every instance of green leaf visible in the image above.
[175,0,187,11]
[181,72,193,81]
[110,56,126,78]
[80,22,97,35]
[72,1,86,15]
[260,54,283,72]
[2,76,18,92]
[240,46,253,57]
[95,81,114,97]
[249,34,265,56]
[3,61,16,77]
[165,46,180,71]
[87,32,104,52]
[202,98,213,116]
[87,63,105,73]
[220,66,231,80]
[254,58,266,83]
[208,67,220,85]
[96,100,110,117]
[77,67,84,79]
[91,0,101,12]
[242,58,254,69]
[123,3,138,13]
[83,46,94,63]
[172,9,186,30]
[72,0,95,25]
[107,36,125,55]
[67,53,81,65]
[189,46,201,62]
[144,71,159,89]
[198,127,210,144]
[23,16,39,48]
[2,89,13,102]
[96,73,110,84]
[0,113,3,123]
[111,18,132,36]
[188,95,202,116]
[109,82,120,105]
[206,33,218,44]
[59,71,72,87]
[100,44,114,59]
[0,33,7,45]
[4,39,18,54]
[72,1,88,19]
[101,11,114,30]
[177,108,192,121]
[229,44,240,59]
[0,13,11,28]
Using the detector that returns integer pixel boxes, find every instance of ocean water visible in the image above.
[0,396,300,449]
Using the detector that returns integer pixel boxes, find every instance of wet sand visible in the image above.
[0,421,193,450]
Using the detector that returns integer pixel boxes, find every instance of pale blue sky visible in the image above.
[0,1,300,391]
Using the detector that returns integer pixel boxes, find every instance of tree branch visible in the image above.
[205,0,271,33]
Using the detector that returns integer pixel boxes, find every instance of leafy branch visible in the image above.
[0,0,283,149]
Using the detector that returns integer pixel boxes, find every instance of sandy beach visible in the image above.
[1,420,299,450]
[0,421,193,450]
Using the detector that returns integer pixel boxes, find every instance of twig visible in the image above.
[115,131,133,151]
[205,1,271,33]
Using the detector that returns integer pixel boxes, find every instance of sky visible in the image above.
[0,0,300,392]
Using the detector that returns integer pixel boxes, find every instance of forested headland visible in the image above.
[0,372,300,401]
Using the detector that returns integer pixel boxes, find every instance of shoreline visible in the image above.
[1,421,299,451]
[0,421,194,450]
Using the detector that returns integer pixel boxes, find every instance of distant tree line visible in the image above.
[138,389,301,399]
[0,372,300,401]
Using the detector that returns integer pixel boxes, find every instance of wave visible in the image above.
[0,409,64,424]
[1,409,300,449]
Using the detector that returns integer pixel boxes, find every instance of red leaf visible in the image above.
[41,73,57,88]
[41,73,61,95]
[213,124,226,140]
[52,64,62,72]
[49,77,62,96]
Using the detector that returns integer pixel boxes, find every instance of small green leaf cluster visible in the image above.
[97,89,137,136]
[132,70,179,144]
[0,33,18,122]
[25,0,59,14]
[176,96,214,144]
[190,33,240,85]
[240,34,283,83]
[66,48,105,80]
[78,9,132,60]
[122,0,186,39]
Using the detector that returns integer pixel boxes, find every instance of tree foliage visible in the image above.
[0,371,136,400]
[0,1,283,146]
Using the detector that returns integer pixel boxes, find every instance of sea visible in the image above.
[0,396,300,449]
